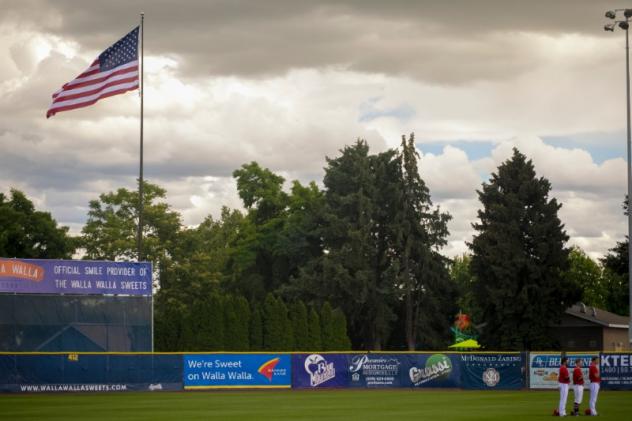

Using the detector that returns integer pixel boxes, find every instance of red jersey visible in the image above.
[558,365,570,384]
[589,363,600,383]
[573,367,584,385]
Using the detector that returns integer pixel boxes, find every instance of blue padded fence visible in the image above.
[0,352,629,393]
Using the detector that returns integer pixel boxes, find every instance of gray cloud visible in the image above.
[1,0,615,84]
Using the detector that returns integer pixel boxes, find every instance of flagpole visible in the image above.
[138,13,154,352]
[138,13,153,353]
[138,12,144,263]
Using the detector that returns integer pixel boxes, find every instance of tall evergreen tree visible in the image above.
[278,298,294,351]
[289,300,309,351]
[306,306,322,350]
[206,294,225,350]
[263,294,284,350]
[394,134,453,350]
[181,294,224,351]
[250,303,263,351]
[320,302,335,350]
[233,295,252,350]
[154,295,187,351]
[469,148,579,350]
[223,296,240,351]
[331,308,352,350]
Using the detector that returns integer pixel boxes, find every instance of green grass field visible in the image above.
[1,389,631,420]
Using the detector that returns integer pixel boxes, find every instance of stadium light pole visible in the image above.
[604,9,632,349]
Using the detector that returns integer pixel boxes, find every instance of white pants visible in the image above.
[573,384,584,404]
[559,383,569,416]
[589,382,600,415]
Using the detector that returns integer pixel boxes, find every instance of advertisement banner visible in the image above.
[292,354,350,388]
[529,353,597,389]
[183,354,291,389]
[0,258,152,296]
[600,353,632,390]
[347,354,404,388]
[460,354,524,389]
[400,354,461,388]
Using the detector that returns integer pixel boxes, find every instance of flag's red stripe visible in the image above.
[50,75,139,103]
[46,85,138,118]
[72,60,100,79]
[54,62,137,97]
[53,66,138,98]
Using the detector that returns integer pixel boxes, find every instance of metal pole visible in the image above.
[626,23,632,348]
[138,13,144,263]
[138,13,153,352]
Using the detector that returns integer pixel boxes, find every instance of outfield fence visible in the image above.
[0,351,630,393]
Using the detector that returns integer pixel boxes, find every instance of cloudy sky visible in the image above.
[0,0,629,258]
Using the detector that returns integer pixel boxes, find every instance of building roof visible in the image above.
[565,303,629,329]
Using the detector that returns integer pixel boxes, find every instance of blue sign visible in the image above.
[347,354,404,388]
[183,354,291,389]
[0,258,152,296]
[600,353,632,390]
[292,354,351,388]
[460,354,524,389]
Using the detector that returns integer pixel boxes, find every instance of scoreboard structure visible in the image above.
[0,258,152,352]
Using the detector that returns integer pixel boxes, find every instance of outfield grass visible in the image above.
[1,389,631,420]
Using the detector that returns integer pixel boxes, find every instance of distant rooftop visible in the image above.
[566,303,629,329]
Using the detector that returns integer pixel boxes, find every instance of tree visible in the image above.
[81,181,181,264]
[305,141,398,349]
[564,247,608,309]
[469,148,579,350]
[227,162,289,298]
[182,294,224,351]
[601,240,630,316]
[250,303,263,351]
[171,207,244,298]
[394,134,453,350]
[223,296,240,351]
[0,189,75,258]
[154,294,187,351]
[278,298,294,351]
[450,254,480,319]
[233,162,288,224]
[263,294,285,351]
[234,295,252,350]
[306,306,322,350]
[331,308,352,350]
[289,300,309,351]
[320,301,335,351]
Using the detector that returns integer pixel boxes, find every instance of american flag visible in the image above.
[46,27,139,118]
